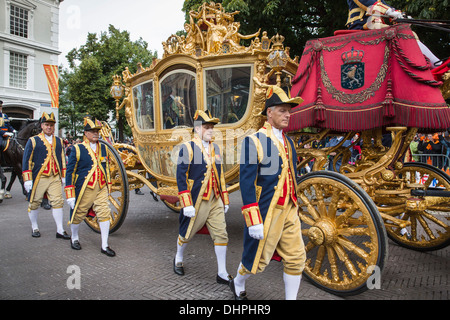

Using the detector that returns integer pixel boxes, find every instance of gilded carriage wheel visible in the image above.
[84,139,129,234]
[297,171,388,296]
[381,162,450,251]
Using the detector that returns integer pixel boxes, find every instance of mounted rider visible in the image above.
[0,100,14,152]
[346,0,441,66]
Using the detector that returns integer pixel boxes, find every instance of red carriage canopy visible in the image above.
[287,24,450,132]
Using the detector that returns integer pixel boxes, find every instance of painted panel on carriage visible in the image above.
[137,144,177,179]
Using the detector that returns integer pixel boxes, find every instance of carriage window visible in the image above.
[133,81,155,130]
[160,71,197,129]
[205,65,252,124]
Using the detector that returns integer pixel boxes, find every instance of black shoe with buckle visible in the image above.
[71,240,81,250]
[56,231,71,240]
[101,247,116,257]
[31,229,41,238]
[173,258,184,276]
[229,279,248,300]
[216,274,233,285]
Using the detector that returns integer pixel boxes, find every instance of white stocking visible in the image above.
[70,223,80,242]
[99,220,110,250]
[52,207,64,234]
[283,272,302,300]
[28,209,39,231]
[214,245,228,279]
[175,237,187,264]
[233,263,251,295]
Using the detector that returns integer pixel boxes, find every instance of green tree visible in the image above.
[182,0,447,60]
[58,68,85,139]
[390,0,449,60]
[60,25,157,141]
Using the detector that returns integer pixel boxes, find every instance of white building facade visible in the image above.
[0,0,63,131]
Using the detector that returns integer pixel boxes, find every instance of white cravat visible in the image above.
[90,142,97,152]
[272,127,284,145]
[45,134,53,144]
[202,140,210,155]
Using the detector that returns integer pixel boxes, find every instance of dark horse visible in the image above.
[0,120,41,202]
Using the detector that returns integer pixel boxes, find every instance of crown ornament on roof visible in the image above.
[341,47,365,64]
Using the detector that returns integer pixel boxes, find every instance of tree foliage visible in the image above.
[60,25,157,140]
[390,0,449,59]
[182,0,448,59]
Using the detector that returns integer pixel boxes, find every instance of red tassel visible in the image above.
[383,79,395,118]
[314,87,326,122]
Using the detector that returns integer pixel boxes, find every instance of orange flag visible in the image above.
[43,64,59,108]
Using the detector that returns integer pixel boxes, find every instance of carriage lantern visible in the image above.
[110,74,124,120]
[267,34,289,86]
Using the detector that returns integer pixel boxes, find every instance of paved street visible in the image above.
[0,172,448,301]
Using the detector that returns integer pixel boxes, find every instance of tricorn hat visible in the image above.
[193,109,220,125]
[41,112,56,123]
[83,117,102,131]
[261,85,303,116]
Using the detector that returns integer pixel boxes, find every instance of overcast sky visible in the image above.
[58,0,186,67]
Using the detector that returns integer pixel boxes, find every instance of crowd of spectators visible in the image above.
[408,132,450,171]
[298,130,450,175]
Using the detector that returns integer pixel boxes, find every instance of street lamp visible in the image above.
[267,34,288,87]
[110,74,124,120]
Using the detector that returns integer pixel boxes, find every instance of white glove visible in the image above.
[248,223,264,240]
[224,205,229,214]
[24,180,33,193]
[61,177,66,186]
[67,198,76,209]
[386,8,404,19]
[3,132,13,137]
[183,205,196,218]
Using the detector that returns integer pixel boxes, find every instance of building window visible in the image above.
[10,52,28,89]
[10,5,29,38]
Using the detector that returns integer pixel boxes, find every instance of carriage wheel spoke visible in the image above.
[326,246,340,283]
[333,243,358,277]
[299,192,320,220]
[416,213,436,240]
[337,236,369,261]
[421,211,448,230]
[312,184,327,217]
[312,246,325,275]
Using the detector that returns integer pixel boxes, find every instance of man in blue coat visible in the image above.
[174,110,231,284]
[65,117,115,257]
[229,85,306,300]
[0,100,14,150]
[346,0,403,30]
[346,1,441,66]
[22,112,69,239]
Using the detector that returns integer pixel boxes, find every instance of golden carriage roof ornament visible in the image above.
[162,2,262,58]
